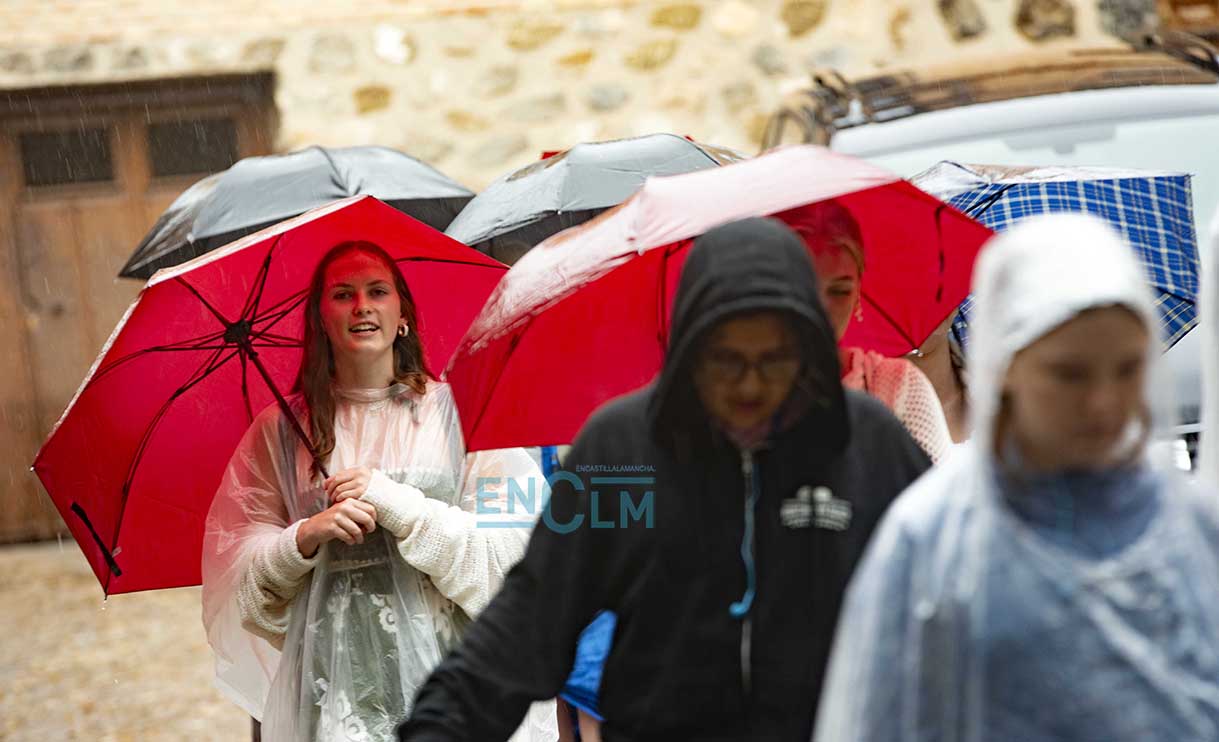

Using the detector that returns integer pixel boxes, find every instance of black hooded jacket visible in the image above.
[399,217,931,741]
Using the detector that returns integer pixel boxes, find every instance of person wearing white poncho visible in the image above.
[200,241,555,742]
[814,214,1219,741]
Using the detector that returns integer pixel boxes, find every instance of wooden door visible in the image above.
[0,75,274,542]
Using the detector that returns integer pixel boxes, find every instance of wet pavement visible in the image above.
[0,540,247,740]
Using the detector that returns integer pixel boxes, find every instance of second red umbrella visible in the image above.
[444,146,994,452]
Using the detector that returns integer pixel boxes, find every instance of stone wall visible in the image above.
[3,0,1152,188]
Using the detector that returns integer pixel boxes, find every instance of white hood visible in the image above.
[967,212,1160,453]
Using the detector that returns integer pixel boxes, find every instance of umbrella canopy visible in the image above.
[119,145,474,279]
[913,162,1200,349]
[444,146,993,451]
[35,196,505,594]
[444,133,744,261]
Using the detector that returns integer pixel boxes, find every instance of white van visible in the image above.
[765,32,1219,458]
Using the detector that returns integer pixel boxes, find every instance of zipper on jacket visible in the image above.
[736,449,759,696]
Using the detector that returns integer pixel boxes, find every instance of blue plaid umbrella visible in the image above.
[912,162,1200,350]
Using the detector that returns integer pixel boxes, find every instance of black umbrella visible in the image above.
[444,133,744,264]
[120,145,474,279]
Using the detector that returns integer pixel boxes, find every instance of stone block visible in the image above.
[625,39,678,70]
[1016,0,1077,40]
[781,0,828,37]
[940,0,988,40]
[651,4,702,30]
[507,20,564,51]
[354,85,392,115]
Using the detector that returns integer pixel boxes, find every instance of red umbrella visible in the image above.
[33,196,506,595]
[444,146,993,452]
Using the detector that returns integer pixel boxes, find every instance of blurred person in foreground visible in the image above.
[398,216,930,741]
[815,214,1219,741]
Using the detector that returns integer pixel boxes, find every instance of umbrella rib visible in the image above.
[252,287,307,319]
[144,344,233,352]
[861,292,918,352]
[253,330,301,343]
[119,343,237,501]
[251,335,303,349]
[963,184,1015,220]
[240,350,255,425]
[107,344,240,588]
[251,293,308,338]
[85,328,232,387]
[241,235,280,322]
[655,243,682,352]
[69,503,124,585]
[313,145,344,189]
[175,277,232,327]
[395,256,508,270]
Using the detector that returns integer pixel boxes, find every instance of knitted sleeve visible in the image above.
[865,356,953,463]
[360,448,541,619]
[235,519,319,649]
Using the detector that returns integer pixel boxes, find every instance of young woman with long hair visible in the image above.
[202,241,555,741]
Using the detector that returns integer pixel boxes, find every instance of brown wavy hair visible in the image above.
[294,241,432,476]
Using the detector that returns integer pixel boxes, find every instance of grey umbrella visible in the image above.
[120,145,473,279]
[444,133,744,264]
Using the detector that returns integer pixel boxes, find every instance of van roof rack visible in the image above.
[763,32,1219,149]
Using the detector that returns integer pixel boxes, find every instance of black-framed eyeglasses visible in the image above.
[700,348,802,384]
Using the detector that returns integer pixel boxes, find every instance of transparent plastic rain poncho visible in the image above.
[201,381,556,741]
[814,214,1219,741]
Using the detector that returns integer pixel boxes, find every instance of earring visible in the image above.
[398,324,408,337]
[854,303,863,323]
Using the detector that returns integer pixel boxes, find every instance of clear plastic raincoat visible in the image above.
[202,381,556,741]
[814,214,1219,741]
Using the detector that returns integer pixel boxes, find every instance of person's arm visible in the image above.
[358,447,541,618]
[233,519,320,648]
[894,359,954,463]
[397,431,621,741]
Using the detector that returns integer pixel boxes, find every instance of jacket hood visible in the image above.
[648,216,848,452]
